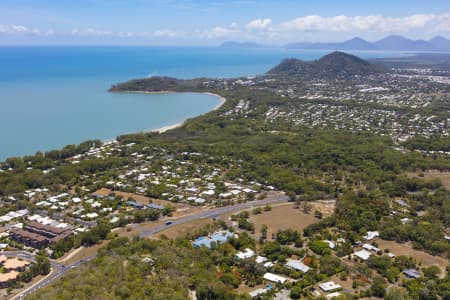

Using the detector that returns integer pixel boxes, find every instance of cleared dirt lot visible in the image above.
[248,203,321,239]
[406,171,450,190]
[375,239,449,270]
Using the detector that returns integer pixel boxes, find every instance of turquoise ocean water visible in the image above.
[0,46,405,160]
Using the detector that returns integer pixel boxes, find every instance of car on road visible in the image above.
[165,221,173,226]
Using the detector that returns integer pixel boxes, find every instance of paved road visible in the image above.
[8,196,289,299]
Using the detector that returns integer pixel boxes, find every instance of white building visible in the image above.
[263,272,287,284]
[235,248,255,260]
[285,259,311,273]
[353,249,372,261]
[362,243,381,253]
[326,292,342,299]
[363,231,379,241]
[319,281,342,292]
[249,288,269,298]
[323,240,336,249]
[255,256,268,264]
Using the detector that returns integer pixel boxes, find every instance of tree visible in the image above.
[386,266,400,283]
[290,286,302,299]
[263,204,272,211]
[310,240,331,255]
[260,224,268,241]
[320,255,344,276]
[369,276,387,298]
[34,250,51,275]
[422,265,441,279]
[385,287,412,300]
[196,280,230,300]
[287,191,296,202]
[302,202,313,214]
[367,255,392,276]
[252,207,262,215]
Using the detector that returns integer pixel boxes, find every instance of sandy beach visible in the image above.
[147,92,226,133]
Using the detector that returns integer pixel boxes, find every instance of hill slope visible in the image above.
[267,51,382,77]
[374,35,433,51]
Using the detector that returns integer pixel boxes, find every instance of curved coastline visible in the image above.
[118,91,226,134]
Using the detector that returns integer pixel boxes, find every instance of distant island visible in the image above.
[221,35,450,52]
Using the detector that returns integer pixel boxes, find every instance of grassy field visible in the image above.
[156,218,215,239]
[375,238,450,272]
[406,170,450,190]
[248,203,321,240]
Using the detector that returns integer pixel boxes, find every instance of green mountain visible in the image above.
[267,51,383,77]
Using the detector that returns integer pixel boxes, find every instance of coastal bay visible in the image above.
[0,46,403,160]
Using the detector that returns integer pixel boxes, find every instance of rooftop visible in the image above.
[3,257,30,270]
[319,281,342,292]
[0,271,19,283]
[285,259,311,273]
[192,231,234,248]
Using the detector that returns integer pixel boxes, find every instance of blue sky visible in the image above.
[1,0,449,45]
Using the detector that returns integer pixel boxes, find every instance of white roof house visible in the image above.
[194,198,206,204]
[72,197,82,203]
[110,216,120,224]
[362,243,381,253]
[263,272,287,284]
[249,288,269,298]
[353,249,372,261]
[84,212,99,219]
[236,248,255,260]
[323,240,336,249]
[363,231,379,241]
[285,259,311,273]
[326,292,342,299]
[256,256,268,264]
[319,281,342,292]
[201,190,215,196]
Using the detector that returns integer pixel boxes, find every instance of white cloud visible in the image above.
[0,24,40,34]
[230,22,239,29]
[193,13,450,42]
[199,25,241,39]
[433,13,450,32]
[154,29,177,37]
[278,14,450,33]
[246,18,272,31]
[3,12,450,44]
[71,28,113,36]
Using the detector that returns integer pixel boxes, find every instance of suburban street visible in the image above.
[7,195,289,299]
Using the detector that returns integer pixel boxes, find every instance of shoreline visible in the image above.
[1,91,226,161]
[122,91,226,134]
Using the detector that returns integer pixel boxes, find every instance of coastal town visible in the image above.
[0,52,449,299]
